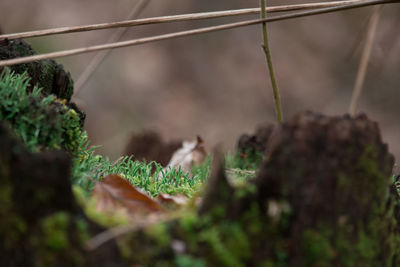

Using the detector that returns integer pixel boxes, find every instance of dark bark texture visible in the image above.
[0,39,74,101]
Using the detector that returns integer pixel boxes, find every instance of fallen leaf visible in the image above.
[91,174,164,218]
[163,136,207,175]
[156,193,188,207]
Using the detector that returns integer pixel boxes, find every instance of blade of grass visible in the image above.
[348,6,382,116]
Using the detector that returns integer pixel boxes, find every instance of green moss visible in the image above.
[334,225,383,267]
[0,182,28,250]
[178,213,202,252]
[14,43,34,56]
[234,183,257,200]
[275,249,289,267]
[227,150,264,171]
[117,229,174,265]
[62,108,82,152]
[146,223,171,247]
[117,234,135,261]
[221,222,251,262]
[210,204,226,219]
[0,71,83,153]
[180,217,251,267]
[179,213,199,233]
[356,146,387,205]
[32,212,86,267]
[175,255,206,267]
[75,218,90,244]
[334,227,355,267]
[37,61,56,95]
[41,212,70,251]
[355,147,391,263]
[301,228,334,267]
[240,202,262,235]
[332,145,396,265]
[356,230,377,262]
[394,234,400,263]
[260,260,275,267]
[199,227,243,267]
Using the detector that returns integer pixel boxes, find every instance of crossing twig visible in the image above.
[0,0,373,41]
[0,0,397,68]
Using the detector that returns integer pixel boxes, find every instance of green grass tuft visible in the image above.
[72,136,212,197]
[0,70,82,152]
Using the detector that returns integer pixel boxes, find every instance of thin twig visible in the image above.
[0,0,367,41]
[0,0,396,67]
[346,12,373,60]
[260,0,283,123]
[74,0,150,96]
[348,6,382,116]
[86,213,179,251]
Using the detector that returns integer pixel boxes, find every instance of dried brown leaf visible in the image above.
[164,135,207,175]
[91,174,163,217]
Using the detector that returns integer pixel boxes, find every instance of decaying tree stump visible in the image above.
[0,122,123,267]
[237,124,273,156]
[0,39,74,101]
[248,111,398,266]
[0,40,86,127]
[235,124,274,169]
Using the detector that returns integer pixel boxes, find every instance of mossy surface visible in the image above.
[0,39,74,101]
[0,121,126,267]
[0,71,83,153]
[32,212,85,267]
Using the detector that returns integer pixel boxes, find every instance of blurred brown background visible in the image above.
[1,0,399,167]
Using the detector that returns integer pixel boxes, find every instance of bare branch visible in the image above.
[0,0,371,41]
[0,0,397,67]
